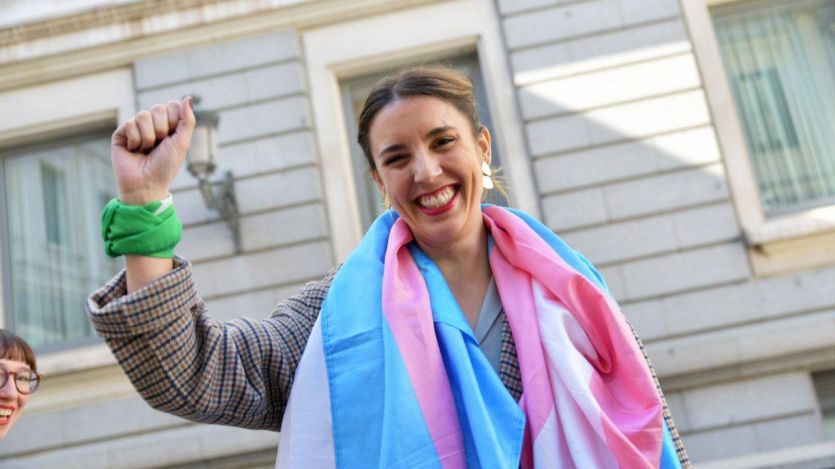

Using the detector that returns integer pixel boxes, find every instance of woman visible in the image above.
[90,67,688,468]
[0,329,41,441]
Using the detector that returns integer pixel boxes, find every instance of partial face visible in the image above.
[0,359,33,441]
[369,96,491,250]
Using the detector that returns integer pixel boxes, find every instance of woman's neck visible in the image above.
[417,227,492,330]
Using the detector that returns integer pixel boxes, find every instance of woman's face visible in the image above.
[369,96,491,251]
[0,358,33,440]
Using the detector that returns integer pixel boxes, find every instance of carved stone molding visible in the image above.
[0,0,438,92]
[0,0,225,46]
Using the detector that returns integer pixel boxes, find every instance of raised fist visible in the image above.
[111,97,196,205]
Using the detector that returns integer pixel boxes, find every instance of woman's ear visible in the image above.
[371,170,385,196]
[478,127,492,165]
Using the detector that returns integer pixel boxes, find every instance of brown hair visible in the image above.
[0,329,37,372]
[357,66,483,171]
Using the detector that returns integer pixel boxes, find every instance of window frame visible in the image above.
[0,68,135,372]
[0,129,118,352]
[681,0,835,276]
[301,0,539,262]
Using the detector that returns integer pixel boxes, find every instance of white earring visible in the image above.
[481,161,494,190]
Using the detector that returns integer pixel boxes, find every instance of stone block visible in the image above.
[622,299,669,342]
[204,281,307,323]
[497,0,574,15]
[105,427,206,468]
[526,90,711,157]
[602,164,729,220]
[542,187,608,231]
[177,203,329,262]
[0,444,107,468]
[191,240,332,298]
[241,202,329,251]
[647,265,835,339]
[137,62,306,111]
[511,19,691,85]
[562,215,679,265]
[561,202,740,267]
[672,203,741,247]
[684,413,822,464]
[677,372,816,432]
[616,0,680,25]
[177,221,238,262]
[647,309,835,376]
[503,0,619,50]
[683,422,759,463]
[753,413,823,453]
[598,265,627,300]
[170,130,318,191]
[235,166,322,212]
[618,242,750,300]
[58,397,184,446]
[534,126,722,193]
[134,30,300,90]
[519,53,700,119]
[218,95,310,145]
[174,166,322,226]
[0,409,63,455]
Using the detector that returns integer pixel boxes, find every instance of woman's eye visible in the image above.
[436,136,456,148]
[384,154,407,166]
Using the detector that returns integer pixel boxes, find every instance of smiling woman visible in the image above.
[88,66,689,467]
[0,329,40,441]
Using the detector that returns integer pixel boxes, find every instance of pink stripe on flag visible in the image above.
[483,207,663,467]
[381,219,466,468]
[488,248,556,457]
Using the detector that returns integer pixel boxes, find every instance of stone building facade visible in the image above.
[1,0,834,467]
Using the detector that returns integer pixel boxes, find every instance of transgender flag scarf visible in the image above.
[276,205,682,468]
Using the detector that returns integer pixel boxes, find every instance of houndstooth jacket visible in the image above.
[87,257,690,467]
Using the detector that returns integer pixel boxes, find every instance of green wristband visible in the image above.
[101,195,182,258]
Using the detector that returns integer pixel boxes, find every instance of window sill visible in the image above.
[745,205,835,276]
[38,343,117,377]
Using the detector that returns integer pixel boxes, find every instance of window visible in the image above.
[0,131,121,350]
[814,369,835,440]
[711,0,835,216]
[339,55,506,231]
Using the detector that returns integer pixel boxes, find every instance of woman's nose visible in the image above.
[412,151,442,183]
[0,378,15,397]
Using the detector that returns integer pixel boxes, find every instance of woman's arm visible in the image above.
[87,259,337,431]
[110,98,195,292]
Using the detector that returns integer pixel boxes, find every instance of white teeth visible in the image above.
[0,409,11,417]
[419,187,455,208]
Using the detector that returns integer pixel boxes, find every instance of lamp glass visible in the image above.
[187,124,213,179]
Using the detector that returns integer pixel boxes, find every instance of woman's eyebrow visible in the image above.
[0,365,31,374]
[378,143,408,159]
[425,126,456,139]
[377,126,457,158]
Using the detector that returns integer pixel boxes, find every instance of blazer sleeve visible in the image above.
[87,256,336,432]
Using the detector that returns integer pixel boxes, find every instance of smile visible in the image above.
[415,185,458,215]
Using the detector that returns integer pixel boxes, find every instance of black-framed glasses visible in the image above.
[0,367,40,394]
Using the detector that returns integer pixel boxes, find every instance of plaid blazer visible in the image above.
[88,257,690,467]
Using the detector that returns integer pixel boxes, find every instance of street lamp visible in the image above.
[185,95,241,253]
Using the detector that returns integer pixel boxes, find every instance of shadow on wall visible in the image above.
[501,3,832,465]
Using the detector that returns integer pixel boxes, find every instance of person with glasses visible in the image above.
[0,329,40,441]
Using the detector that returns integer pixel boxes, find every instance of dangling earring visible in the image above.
[481,161,494,190]
[383,193,391,210]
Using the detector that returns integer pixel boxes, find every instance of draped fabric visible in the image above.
[278,206,680,468]
[714,1,835,214]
